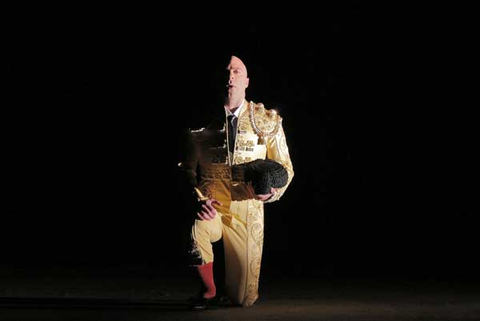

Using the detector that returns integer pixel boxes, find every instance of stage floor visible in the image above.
[1,266,479,321]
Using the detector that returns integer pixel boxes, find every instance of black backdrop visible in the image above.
[4,5,476,281]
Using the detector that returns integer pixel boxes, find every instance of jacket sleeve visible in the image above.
[264,118,294,203]
[177,131,209,202]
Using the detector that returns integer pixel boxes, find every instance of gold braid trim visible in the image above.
[248,101,281,144]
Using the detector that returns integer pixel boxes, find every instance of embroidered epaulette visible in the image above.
[248,101,282,144]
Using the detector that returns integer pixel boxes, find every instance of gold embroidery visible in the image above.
[188,240,204,266]
[243,201,264,306]
[200,167,231,180]
[233,156,244,164]
[236,140,247,148]
[248,101,281,145]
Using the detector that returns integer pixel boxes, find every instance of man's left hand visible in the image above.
[246,183,277,202]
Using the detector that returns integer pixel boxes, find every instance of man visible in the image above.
[178,55,294,309]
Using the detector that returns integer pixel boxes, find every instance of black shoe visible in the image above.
[188,295,218,311]
[217,295,243,307]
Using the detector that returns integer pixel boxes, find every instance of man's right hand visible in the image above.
[196,198,222,221]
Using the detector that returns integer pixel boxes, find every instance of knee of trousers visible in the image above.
[190,218,222,264]
[192,218,222,243]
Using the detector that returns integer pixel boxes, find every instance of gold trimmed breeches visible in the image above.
[191,199,264,307]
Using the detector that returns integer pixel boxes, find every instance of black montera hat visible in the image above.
[242,159,288,195]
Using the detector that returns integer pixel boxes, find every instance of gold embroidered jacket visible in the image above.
[179,100,294,207]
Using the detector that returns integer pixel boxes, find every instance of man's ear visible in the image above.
[245,77,250,88]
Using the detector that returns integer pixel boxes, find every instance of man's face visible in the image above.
[226,56,249,99]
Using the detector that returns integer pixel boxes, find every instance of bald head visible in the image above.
[224,55,250,110]
[228,55,248,77]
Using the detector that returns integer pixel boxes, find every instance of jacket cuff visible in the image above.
[194,187,209,202]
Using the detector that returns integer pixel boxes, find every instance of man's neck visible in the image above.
[224,97,245,112]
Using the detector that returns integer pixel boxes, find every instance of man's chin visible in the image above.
[223,92,234,101]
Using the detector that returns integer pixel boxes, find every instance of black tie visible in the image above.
[227,114,238,154]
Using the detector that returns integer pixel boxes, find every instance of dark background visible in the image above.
[4,5,476,283]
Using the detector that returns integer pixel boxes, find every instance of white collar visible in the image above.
[225,100,244,118]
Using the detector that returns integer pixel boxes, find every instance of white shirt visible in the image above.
[225,100,244,118]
